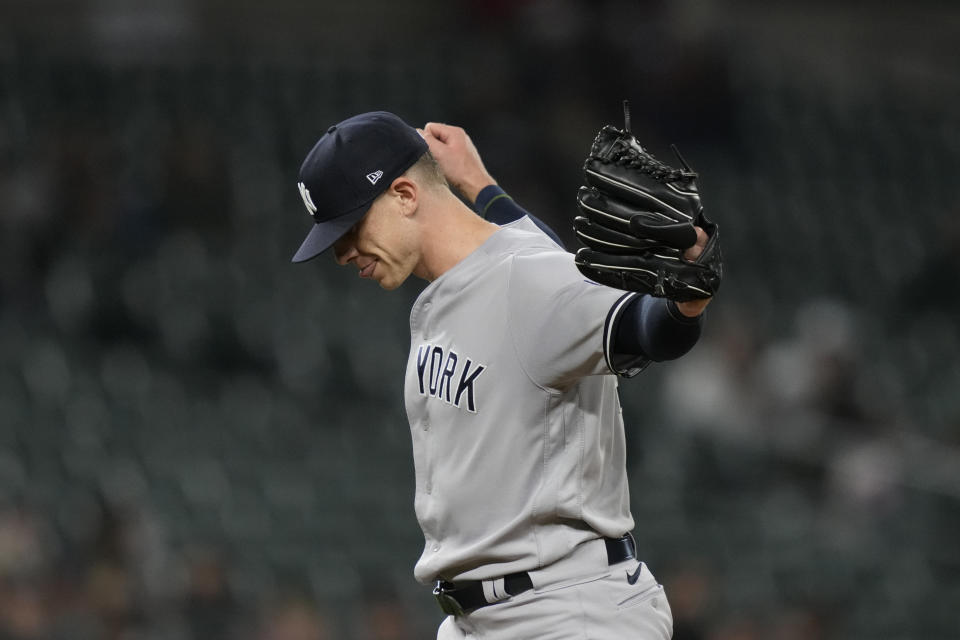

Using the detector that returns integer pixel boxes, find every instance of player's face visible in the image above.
[332,194,420,290]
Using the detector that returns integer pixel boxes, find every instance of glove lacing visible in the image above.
[605,142,692,183]
[589,100,697,184]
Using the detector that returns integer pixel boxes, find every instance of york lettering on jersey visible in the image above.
[416,343,486,413]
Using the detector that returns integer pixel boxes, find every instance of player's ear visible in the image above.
[389,176,418,217]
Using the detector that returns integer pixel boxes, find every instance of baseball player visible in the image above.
[291,111,719,639]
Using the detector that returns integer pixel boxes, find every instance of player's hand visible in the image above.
[682,226,708,262]
[674,226,711,317]
[419,122,496,204]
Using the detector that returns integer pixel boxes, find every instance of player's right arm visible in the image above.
[421,122,564,247]
[419,122,493,203]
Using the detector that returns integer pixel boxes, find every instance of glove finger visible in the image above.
[573,216,664,254]
[577,186,677,231]
[575,248,715,300]
[575,247,681,269]
[575,251,658,294]
[628,217,698,250]
[583,159,699,220]
[577,186,629,230]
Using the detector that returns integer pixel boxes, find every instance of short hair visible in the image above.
[405,150,448,191]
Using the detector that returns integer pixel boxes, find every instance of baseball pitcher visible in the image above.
[291,108,722,639]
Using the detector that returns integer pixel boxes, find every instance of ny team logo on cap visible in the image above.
[298,181,317,217]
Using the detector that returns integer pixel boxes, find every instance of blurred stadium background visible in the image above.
[1,1,958,638]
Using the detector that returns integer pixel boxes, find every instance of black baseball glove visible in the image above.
[573,102,722,301]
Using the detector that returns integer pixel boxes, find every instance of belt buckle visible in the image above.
[433,581,465,617]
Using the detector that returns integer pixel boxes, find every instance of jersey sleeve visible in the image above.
[475,185,565,248]
[506,249,639,390]
[612,295,702,366]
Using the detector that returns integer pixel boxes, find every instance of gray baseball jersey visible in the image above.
[404,216,642,585]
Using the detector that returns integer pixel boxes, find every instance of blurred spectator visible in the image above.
[182,547,239,640]
[706,616,761,640]
[0,507,53,580]
[83,560,138,640]
[666,564,711,640]
[662,301,765,442]
[354,585,416,640]
[754,299,868,430]
[896,213,960,319]
[0,579,49,640]
[765,607,825,640]
[257,596,330,640]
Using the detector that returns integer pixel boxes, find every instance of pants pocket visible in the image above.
[617,581,666,610]
[615,562,666,611]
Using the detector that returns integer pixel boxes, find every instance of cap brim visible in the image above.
[291,205,371,263]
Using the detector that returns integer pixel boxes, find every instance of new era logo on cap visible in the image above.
[291,111,429,263]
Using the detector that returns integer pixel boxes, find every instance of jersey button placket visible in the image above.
[424,415,431,495]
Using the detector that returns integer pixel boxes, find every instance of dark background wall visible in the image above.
[1,1,958,638]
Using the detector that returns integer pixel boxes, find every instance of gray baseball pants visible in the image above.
[436,537,673,639]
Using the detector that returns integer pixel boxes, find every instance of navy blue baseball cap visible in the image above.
[292,111,429,263]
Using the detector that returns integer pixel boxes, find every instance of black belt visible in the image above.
[433,534,636,616]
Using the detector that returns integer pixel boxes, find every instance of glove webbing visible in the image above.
[589,101,696,183]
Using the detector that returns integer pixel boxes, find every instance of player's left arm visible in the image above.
[607,231,710,375]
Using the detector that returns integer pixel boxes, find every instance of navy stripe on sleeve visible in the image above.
[602,292,650,378]
[611,296,702,371]
[474,185,565,248]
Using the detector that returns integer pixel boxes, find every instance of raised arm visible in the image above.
[420,122,565,247]
[419,122,494,204]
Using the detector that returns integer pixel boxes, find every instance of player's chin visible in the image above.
[376,274,404,291]
[375,265,414,290]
